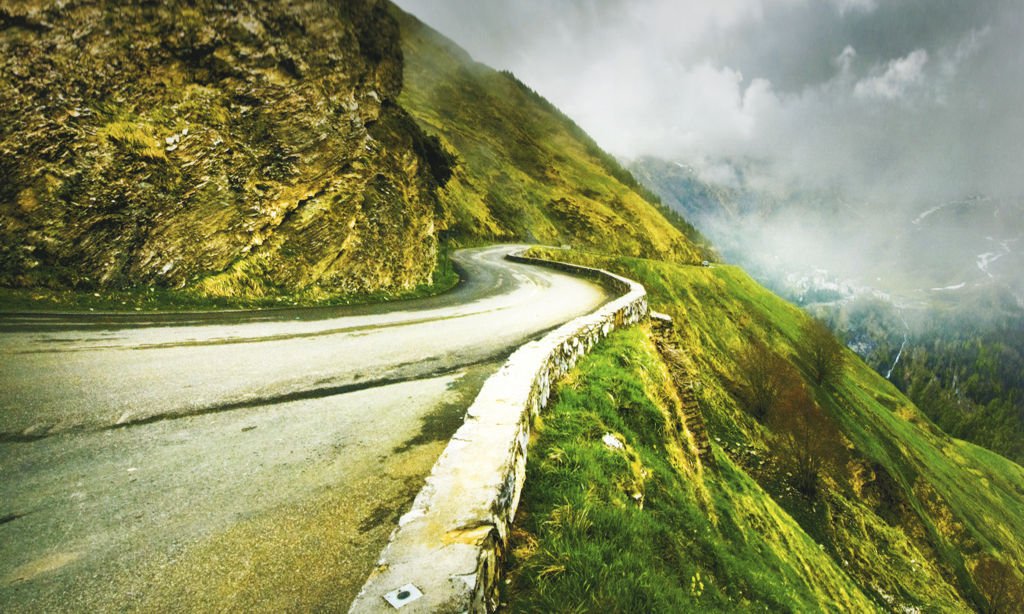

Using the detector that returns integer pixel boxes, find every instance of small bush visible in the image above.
[735,338,801,421]
[769,383,847,497]
[101,121,167,160]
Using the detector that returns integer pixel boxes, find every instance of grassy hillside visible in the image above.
[391,6,710,263]
[509,249,1024,612]
[508,328,879,612]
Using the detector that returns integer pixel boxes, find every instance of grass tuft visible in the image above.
[100,121,167,160]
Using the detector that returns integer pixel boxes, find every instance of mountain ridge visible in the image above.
[391,4,711,264]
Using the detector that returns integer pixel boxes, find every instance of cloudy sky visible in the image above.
[396,0,1023,204]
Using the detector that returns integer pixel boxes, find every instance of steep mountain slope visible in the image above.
[391,6,708,263]
[0,1,708,308]
[0,0,450,301]
[510,248,1024,612]
[631,156,1024,466]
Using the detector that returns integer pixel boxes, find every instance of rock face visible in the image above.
[0,0,450,297]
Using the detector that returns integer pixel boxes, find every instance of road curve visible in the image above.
[0,245,610,612]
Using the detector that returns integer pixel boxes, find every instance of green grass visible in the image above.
[511,249,1024,611]
[391,5,712,265]
[99,120,168,161]
[509,327,876,612]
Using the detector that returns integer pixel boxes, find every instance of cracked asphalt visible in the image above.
[0,246,609,612]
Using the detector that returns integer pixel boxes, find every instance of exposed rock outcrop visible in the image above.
[0,0,450,298]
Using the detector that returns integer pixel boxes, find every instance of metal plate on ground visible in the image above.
[383,583,423,609]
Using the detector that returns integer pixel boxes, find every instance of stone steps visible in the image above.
[650,312,714,468]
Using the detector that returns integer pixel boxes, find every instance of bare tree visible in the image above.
[736,339,800,422]
[974,555,1024,614]
[769,383,845,497]
[800,317,845,386]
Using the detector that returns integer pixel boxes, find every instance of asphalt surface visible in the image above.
[0,245,610,612]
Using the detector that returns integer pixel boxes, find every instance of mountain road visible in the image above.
[0,245,610,612]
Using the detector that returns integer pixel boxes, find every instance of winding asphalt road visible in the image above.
[0,245,610,612]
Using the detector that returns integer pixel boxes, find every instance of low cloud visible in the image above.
[853,49,928,101]
[396,0,1024,205]
[832,0,877,15]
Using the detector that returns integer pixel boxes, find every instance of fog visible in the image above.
[396,0,1023,202]
[396,0,1024,308]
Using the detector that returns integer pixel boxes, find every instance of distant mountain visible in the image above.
[627,157,741,230]
[630,157,1024,307]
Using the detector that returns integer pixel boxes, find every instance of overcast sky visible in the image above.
[395,0,1024,204]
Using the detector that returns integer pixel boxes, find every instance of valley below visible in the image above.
[631,155,1024,464]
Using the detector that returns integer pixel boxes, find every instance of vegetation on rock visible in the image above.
[0,0,448,302]
[390,6,713,264]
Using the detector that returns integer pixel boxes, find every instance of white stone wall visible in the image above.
[349,252,648,613]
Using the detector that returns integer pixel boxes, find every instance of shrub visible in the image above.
[800,316,845,386]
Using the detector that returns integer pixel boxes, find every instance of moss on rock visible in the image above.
[0,0,445,299]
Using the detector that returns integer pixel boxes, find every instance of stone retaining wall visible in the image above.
[349,251,648,613]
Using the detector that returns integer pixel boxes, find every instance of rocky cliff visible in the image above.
[0,0,707,305]
[0,0,450,299]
